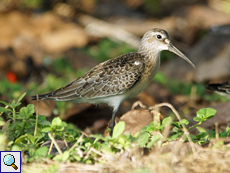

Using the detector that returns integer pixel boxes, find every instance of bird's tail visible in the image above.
[206,83,221,91]
[31,92,53,100]
[206,81,230,92]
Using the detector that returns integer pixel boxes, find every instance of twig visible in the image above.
[48,132,63,156]
[48,141,54,156]
[131,101,147,110]
[63,132,68,148]
[81,131,89,137]
[79,14,140,48]
[215,122,219,139]
[149,102,197,156]
[69,134,84,152]
[34,95,39,136]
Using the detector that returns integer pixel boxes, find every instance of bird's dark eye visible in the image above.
[157,35,162,39]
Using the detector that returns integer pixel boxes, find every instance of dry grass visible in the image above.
[22,141,230,173]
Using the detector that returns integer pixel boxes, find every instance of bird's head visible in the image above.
[139,28,196,69]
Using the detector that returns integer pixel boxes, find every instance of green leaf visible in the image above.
[62,151,70,161]
[45,165,59,173]
[34,146,48,157]
[101,144,113,153]
[196,127,207,133]
[136,132,149,147]
[196,108,217,122]
[0,100,9,106]
[41,127,52,132]
[181,119,189,126]
[10,100,21,108]
[52,117,63,127]
[20,104,35,119]
[85,159,93,164]
[10,100,16,108]
[142,122,155,132]
[124,134,136,143]
[0,120,4,126]
[15,134,35,144]
[162,117,172,127]
[193,117,201,122]
[147,134,161,148]
[112,121,125,139]
[0,107,10,113]
[172,119,189,128]
[17,92,27,103]
[38,116,50,126]
[2,119,11,134]
[11,145,21,151]
[27,134,36,144]
[61,121,68,128]
[53,155,62,162]
[73,154,82,162]
[172,122,182,128]
[56,126,65,131]
[225,125,230,133]
[169,133,180,141]
[118,136,127,146]
[196,132,209,140]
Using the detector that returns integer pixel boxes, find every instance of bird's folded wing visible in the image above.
[47,52,145,100]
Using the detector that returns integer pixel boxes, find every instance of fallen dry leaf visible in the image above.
[120,109,154,136]
[30,99,56,117]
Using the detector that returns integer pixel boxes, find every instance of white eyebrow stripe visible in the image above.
[151,32,164,38]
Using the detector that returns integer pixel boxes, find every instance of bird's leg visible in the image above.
[109,107,118,136]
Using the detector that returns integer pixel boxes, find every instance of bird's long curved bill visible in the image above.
[168,43,196,69]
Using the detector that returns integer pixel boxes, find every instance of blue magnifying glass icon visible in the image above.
[3,154,18,170]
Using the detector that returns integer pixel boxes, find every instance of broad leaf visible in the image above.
[20,104,35,119]
[147,134,161,148]
[41,127,52,132]
[196,108,217,122]
[136,131,149,147]
[112,121,125,139]
[34,146,48,157]
[52,117,63,127]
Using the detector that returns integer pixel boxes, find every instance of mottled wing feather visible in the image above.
[33,52,145,101]
[76,53,145,98]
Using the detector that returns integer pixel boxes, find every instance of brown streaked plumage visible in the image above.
[31,28,195,135]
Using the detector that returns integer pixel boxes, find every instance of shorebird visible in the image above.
[32,28,195,135]
[206,81,230,99]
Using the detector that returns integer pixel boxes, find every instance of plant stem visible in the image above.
[188,122,202,131]
[48,132,63,156]
[34,96,39,136]
[150,103,197,156]
[12,107,16,123]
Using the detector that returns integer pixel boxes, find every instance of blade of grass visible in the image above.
[34,95,39,136]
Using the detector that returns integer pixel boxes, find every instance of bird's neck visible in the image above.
[138,48,161,63]
[138,48,161,79]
